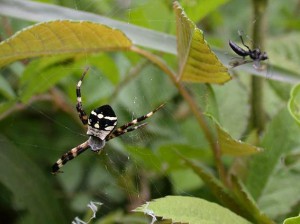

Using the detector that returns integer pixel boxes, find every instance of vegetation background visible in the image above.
[0,0,300,223]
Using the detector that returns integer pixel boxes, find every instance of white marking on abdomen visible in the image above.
[104,116,117,120]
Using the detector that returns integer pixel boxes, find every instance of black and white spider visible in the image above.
[52,68,165,174]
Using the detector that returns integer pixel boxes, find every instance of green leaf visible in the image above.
[126,146,162,172]
[0,20,132,67]
[183,158,246,216]
[134,196,251,224]
[157,144,211,171]
[230,175,274,224]
[0,0,177,55]
[246,109,300,220]
[288,83,300,125]
[0,75,16,99]
[169,169,204,193]
[19,57,74,102]
[127,144,211,173]
[213,79,249,138]
[182,0,231,22]
[174,1,231,84]
[283,215,300,224]
[183,157,273,224]
[1,1,299,84]
[0,100,17,120]
[216,121,262,156]
[209,115,262,156]
[267,33,300,75]
[125,0,174,32]
[0,135,66,223]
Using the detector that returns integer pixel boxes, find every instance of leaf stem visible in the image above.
[249,0,268,134]
[130,45,227,185]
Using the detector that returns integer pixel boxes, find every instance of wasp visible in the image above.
[229,32,268,70]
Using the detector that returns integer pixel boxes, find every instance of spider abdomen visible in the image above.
[87,105,117,140]
[88,136,106,152]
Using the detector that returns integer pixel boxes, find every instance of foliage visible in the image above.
[0,0,300,224]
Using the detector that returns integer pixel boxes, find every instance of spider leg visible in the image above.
[52,140,90,174]
[106,123,148,141]
[76,67,90,125]
[106,103,165,140]
[238,33,251,52]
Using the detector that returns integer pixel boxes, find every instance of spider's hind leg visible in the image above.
[51,140,90,174]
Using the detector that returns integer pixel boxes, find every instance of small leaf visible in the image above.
[207,115,262,156]
[215,120,263,156]
[0,20,132,67]
[134,196,251,224]
[288,83,300,125]
[174,1,231,84]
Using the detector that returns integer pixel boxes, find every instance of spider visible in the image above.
[51,68,165,174]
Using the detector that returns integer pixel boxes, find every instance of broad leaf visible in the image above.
[0,20,132,67]
[174,1,231,83]
[134,196,251,224]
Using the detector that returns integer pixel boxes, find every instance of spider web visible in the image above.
[0,0,261,223]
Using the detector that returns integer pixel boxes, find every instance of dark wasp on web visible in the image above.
[51,67,165,174]
[229,31,268,70]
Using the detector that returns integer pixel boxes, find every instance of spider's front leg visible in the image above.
[76,68,90,125]
[106,103,165,141]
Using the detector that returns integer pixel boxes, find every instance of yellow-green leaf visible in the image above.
[134,196,251,224]
[174,1,231,84]
[0,20,132,67]
[215,119,262,156]
[288,83,300,125]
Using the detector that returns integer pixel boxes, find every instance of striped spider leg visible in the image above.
[51,68,165,174]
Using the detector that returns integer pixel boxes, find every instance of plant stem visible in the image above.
[250,0,268,134]
[130,45,227,185]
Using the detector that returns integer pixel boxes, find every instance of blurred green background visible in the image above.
[1,0,300,223]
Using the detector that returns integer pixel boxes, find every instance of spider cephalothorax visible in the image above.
[51,68,164,174]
